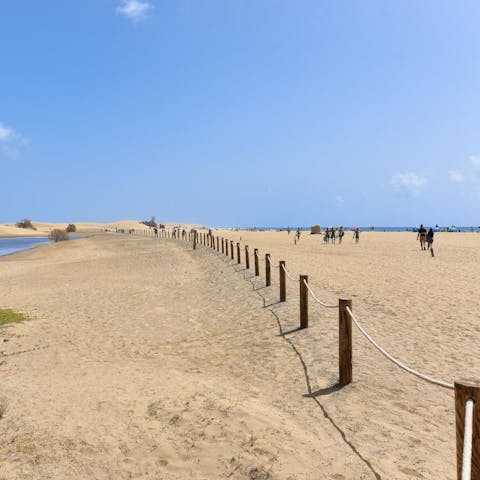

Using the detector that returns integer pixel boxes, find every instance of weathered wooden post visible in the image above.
[265,253,271,286]
[193,231,197,250]
[339,299,353,386]
[230,241,234,260]
[279,261,286,302]
[237,243,241,264]
[254,248,259,276]
[245,246,250,269]
[221,238,225,254]
[300,275,308,328]
[225,239,229,257]
[216,236,219,251]
[455,380,480,479]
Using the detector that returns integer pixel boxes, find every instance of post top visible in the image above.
[455,379,480,389]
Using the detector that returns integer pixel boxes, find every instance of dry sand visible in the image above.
[0,229,478,479]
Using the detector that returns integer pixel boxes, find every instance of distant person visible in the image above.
[353,227,360,243]
[338,227,345,244]
[417,224,427,250]
[426,228,434,250]
[287,226,291,235]
[330,227,336,244]
[323,229,329,244]
[296,227,301,241]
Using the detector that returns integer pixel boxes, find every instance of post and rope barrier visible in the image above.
[279,260,286,302]
[299,275,308,329]
[265,253,271,287]
[156,230,480,478]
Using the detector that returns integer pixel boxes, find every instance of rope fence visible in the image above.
[345,306,453,389]
[117,227,479,480]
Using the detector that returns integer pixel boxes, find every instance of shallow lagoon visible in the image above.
[0,237,51,257]
[0,236,81,257]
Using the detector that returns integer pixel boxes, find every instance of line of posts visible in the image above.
[150,228,480,480]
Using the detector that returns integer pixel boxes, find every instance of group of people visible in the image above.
[323,227,345,244]
[416,224,434,250]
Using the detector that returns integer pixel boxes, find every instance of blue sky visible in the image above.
[1,0,480,227]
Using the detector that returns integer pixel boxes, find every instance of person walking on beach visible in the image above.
[330,227,336,244]
[296,227,301,242]
[417,224,427,250]
[338,227,344,244]
[426,228,434,250]
[353,227,360,243]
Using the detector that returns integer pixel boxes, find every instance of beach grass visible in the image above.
[0,308,29,326]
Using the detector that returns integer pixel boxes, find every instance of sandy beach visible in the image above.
[0,228,479,479]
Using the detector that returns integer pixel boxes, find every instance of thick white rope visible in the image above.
[281,263,297,282]
[462,399,475,480]
[345,307,454,390]
[303,279,338,308]
[267,255,279,268]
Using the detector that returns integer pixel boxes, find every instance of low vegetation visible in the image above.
[66,223,76,232]
[141,216,157,228]
[0,396,7,420]
[0,308,30,326]
[49,229,69,242]
[16,218,36,230]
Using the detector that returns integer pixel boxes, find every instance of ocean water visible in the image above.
[244,226,479,232]
[0,236,81,257]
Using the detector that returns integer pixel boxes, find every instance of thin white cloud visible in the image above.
[390,172,427,197]
[448,171,465,183]
[335,195,344,205]
[0,121,28,159]
[469,155,480,168]
[116,0,153,22]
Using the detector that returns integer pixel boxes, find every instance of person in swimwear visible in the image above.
[426,228,434,250]
[417,224,427,250]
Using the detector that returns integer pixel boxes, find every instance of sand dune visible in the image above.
[0,220,204,238]
[0,229,478,478]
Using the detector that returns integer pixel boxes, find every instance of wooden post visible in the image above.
[265,254,271,286]
[279,261,286,302]
[237,243,241,264]
[254,249,259,276]
[225,239,229,257]
[300,275,308,328]
[455,380,480,479]
[230,241,234,260]
[193,231,197,250]
[216,236,219,251]
[339,299,353,386]
[222,238,224,254]
[245,246,250,269]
